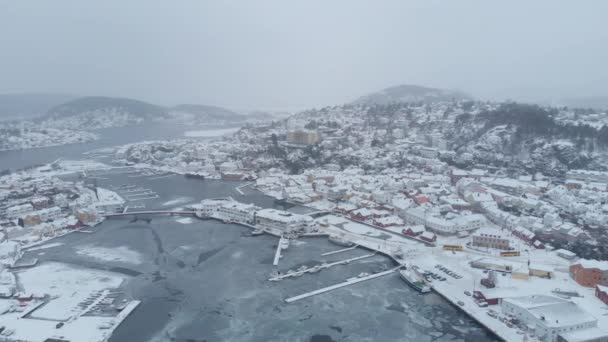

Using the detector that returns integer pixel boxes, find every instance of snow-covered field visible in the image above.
[76,245,143,265]
[184,127,239,138]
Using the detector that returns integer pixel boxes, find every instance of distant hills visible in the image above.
[353,84,471,105]
[0,93,76,120]
[47,96,167,120]
[37,96,261,129]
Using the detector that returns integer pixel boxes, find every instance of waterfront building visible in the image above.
[216,201,259,224]
[254,208,313,233]
[500,295,606,342]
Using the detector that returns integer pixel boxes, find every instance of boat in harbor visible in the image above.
[328,235,354,247]
[185,173,205,180]
[399,268,431,293]
[251,228,265,236]
[280,238,290,249]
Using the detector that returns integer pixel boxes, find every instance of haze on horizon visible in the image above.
[0,0,607,111]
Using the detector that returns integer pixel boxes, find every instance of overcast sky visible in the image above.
[0,1,607,111]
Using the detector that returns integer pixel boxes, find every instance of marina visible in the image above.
[268,253,377,281]
[285,266,402,303]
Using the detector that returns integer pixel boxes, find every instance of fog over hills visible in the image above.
[0,93,77,120]
[353,84,471,105]
[47,96,168,119]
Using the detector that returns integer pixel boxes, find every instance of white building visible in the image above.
[216,201,259,224]
[471,227,511,250]
[254,208,313,233]
[501,295,606,342]
[6,203,34,218]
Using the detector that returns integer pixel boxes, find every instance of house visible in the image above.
[349,208,373,221]
[513,226,536,243]
[402,225,425,237]
[533,240,545,249]
[6,203,34,219]
[334,202,357,215]
[30,196,50,209]
[570,260,608,288]
[555,249,576,260]
[419,231,436,243]
[373,215,403,228]
[596,285,608,305]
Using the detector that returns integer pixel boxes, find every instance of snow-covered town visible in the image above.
[2,3,608,341]
[8,98,596,341]
[0,121,97,151]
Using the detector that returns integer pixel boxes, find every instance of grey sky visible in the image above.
[1,1,607,111]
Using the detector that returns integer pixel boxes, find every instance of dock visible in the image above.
[273,236,286,266]
[285,266,401,303]
[321,245,358,256]
[269,253,376,281]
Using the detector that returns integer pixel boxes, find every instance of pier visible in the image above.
[268,253,376,281]
[103,210,196,218]
[321,245,358,256]
[285,266,401,303]
[273,235,287,266]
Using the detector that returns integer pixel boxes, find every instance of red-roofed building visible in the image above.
[414,195,429,205]
[402,225,425,237]
[419,231,437,243]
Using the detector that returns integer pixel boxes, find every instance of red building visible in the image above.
[513,227,535,243]
[596,285,608,305]
[402,225,425,237]
[419,231,437,243]
[414,195,430,205]
[473,290,501,305]
[349,208,373,221]
[532,240,545,249]
[570,260,608,288]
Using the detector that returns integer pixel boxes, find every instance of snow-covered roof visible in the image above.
[559,327,608,342]
[575,259,608,271]
[555,248,576,257]
[504,295,597,328]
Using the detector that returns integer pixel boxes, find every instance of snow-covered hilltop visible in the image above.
[41,96,260,130]
[353,84,471,105]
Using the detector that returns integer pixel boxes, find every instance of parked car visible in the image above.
[464,290,471,296]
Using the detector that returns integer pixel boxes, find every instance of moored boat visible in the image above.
[328,235,354,247]
[399,268,431,293]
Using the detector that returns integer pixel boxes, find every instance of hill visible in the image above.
[47,96,167,119]
[353,84,471,105]
[42,96,168,129]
